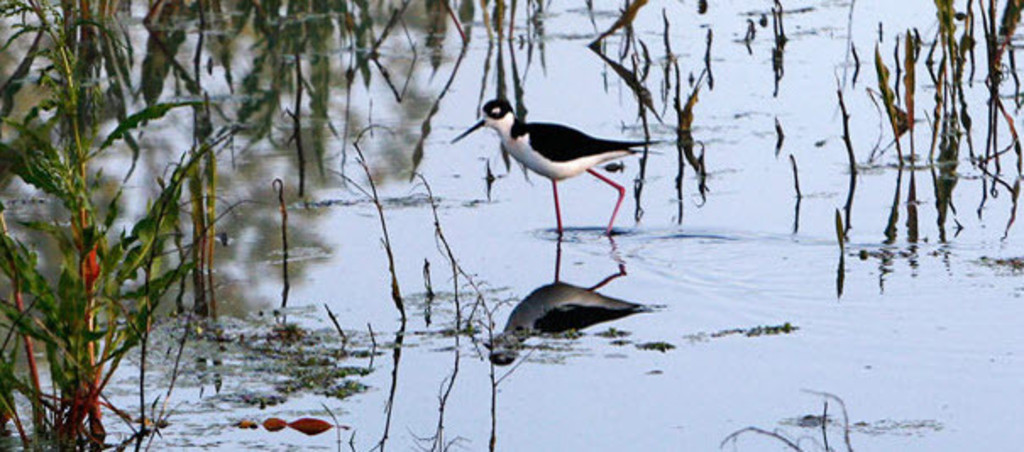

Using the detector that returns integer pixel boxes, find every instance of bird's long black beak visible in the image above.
[451,120,485,144]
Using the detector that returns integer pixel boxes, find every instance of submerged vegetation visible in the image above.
[0,0,1022,449]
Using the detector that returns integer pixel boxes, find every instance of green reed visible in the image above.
[0,2,210,446]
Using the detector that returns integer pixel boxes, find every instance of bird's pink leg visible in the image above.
[553,235,563,282]
[551,179,564,235]
[587,169,625,235]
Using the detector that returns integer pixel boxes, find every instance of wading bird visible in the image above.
[452,99,651,235]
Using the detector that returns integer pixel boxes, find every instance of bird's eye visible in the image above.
[490,108,501,116]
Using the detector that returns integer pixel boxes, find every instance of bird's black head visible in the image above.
[482,99,513,120]
[451,99,515,144]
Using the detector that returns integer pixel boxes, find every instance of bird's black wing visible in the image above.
[522,122,650,162]
[533,303,647,333]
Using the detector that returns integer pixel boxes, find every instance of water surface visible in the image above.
[2,0,1024,450]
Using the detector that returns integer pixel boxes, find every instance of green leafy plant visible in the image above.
[0,2,209,446]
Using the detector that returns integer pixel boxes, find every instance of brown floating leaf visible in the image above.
[236,420,258,429]
[288,417,333,436]
[263,417,288,432]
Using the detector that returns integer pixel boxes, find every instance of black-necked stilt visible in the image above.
[452,99,651,235]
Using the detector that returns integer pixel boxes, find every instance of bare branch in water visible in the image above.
[352,128,406,322]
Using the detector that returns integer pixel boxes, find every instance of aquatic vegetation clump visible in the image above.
[978,256,1024,273]
[710,322,798,338]
[636,341,675,352]
[596,327,631,338]
[683,323,800,343]
[276,366,371,399]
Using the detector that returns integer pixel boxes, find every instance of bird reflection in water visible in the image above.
[488,239,650,365]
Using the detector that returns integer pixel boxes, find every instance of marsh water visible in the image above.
[3,0,1024,450]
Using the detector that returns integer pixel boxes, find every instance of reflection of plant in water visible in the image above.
[1,0,478,318]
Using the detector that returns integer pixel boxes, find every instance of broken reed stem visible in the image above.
[289,52,307,198]
[422,259,435,302]
[352,130,406,322]
[704,28,714,90]
[324,304,348,353]
[273,179,289,309]
[838,88,858,176]
[672,60,685,225]
[775,117,785,155]
[835,208,845,250]
[634,88,653,223]
[771,0,787,96]
[773,0,787,45]
[367,322,377,369]
[852,43,861,85]
[743,19,755,54]
[788,154,801,199]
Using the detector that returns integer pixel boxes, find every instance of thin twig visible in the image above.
[352,128,405,321]
[789,154,802,199]
[719,427,801,451]
[367,323,377,369]
[325,304,348,353]
[838,88,858,176]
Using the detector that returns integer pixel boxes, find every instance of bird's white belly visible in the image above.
[504,137,630,180]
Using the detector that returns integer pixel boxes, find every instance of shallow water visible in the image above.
[3,0,1024,450]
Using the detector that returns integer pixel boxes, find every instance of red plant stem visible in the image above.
[1,215,44,433]
[14,291,43,427]
[443,0,466,44]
